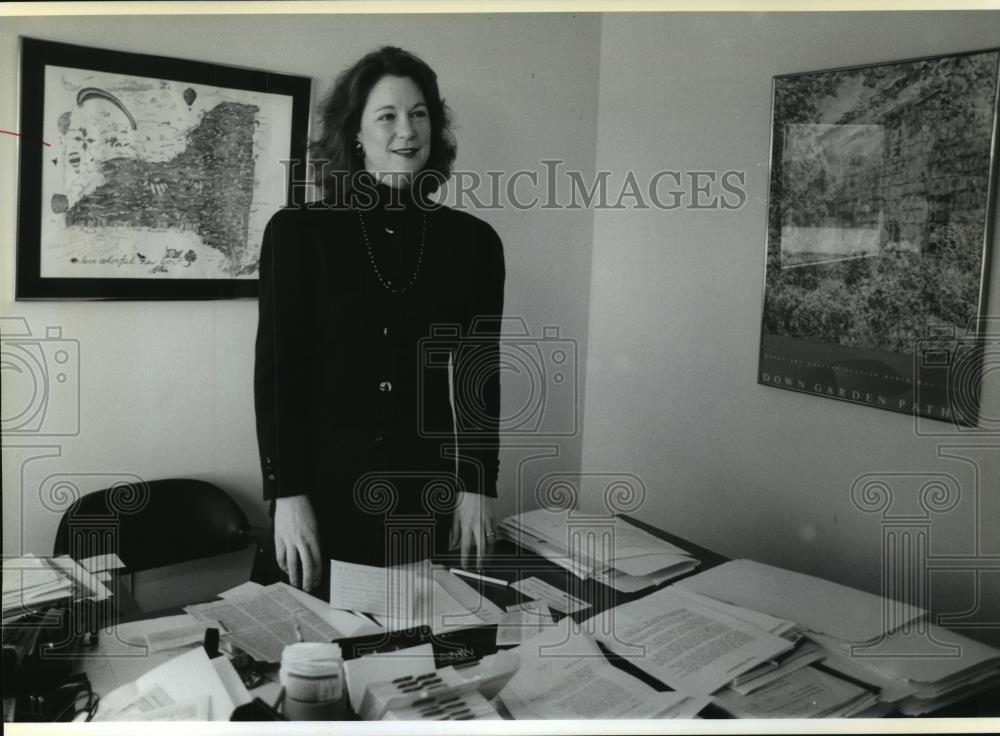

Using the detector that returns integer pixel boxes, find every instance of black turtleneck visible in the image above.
[254,175,505,566]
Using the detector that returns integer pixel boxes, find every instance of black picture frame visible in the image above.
[758,47,1000,427]
[15,37,311,300]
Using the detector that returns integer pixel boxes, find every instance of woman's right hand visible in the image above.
[274,495,321,592]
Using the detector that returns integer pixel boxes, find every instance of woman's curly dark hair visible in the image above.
[310,46,457,202]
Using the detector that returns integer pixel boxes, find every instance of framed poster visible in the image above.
[15,37,311,300]
[758,48,1000,426]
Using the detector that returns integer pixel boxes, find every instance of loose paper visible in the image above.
[496,600,557,646]
[80,553,126,574]
[97,647,248,721]
[675,559,924,643]
[144,619,224,653]
[511,577,590,615]
[581,587,794,694]
[498,620,708,719]
[185,583,340,663]
[713,666,874,718]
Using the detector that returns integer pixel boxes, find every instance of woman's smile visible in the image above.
[357,75,431,186]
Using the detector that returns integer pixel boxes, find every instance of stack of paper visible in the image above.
[811,624,1000,715]
[712,665,878,718]
[668,587,800,641]
[2,555,71,617]
[664,588,817,693]
[2,554,111,621]
[673,559,924,646]
[580,587,796,695]
[498,509,699,592]
[727,641,824,695]
[497,618,709,719]
[674,559,1000,714]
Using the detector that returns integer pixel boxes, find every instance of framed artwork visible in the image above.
[758,48,1000,426]
[15,37,311,300]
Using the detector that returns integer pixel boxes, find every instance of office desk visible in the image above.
[40,517,1000,721]
[470,514,999,719]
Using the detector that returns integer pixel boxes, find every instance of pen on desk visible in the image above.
[448,568,508,587]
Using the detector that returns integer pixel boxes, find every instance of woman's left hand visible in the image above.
[449,492,496,569]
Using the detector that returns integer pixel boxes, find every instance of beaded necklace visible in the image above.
[356,209,426,295]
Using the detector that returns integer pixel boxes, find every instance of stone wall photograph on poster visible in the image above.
[758,47,1000,426]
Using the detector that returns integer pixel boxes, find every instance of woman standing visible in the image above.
[254,47,504,593]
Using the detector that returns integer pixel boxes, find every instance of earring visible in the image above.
[354,141,364,156]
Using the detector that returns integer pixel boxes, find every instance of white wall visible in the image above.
[1,12,600,555]
[584,11,1000,644]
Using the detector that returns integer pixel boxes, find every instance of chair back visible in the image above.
[52,478,250,571]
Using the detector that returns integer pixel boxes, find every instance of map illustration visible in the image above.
[41,66,294,280]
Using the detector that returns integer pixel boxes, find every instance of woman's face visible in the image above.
[356,75,431,188]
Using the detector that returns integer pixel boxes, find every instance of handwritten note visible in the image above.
[329,560,433,622]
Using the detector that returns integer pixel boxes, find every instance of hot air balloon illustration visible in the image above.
[57,111,72,135]
[76,87,137,130]
[183,87,197,107]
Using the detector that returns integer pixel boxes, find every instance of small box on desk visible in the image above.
[337,624,515,721]
[359,661,514,720]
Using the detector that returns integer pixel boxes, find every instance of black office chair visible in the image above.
[52,478,259,573]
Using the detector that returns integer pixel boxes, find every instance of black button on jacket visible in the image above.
[254,182,504,565]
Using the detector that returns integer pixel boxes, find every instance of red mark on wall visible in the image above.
[0,129,51,147]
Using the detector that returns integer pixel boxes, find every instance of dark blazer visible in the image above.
[254,185,504,565]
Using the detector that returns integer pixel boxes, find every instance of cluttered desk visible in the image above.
[4,510,1000,723]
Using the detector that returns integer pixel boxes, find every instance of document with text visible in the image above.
[581,587,794,694]
[330,561,485,632]
[668,586,798,640]
[185,583,341,663]
[712,665,876,718]
[498,620,709,719]
[496,600,557,646]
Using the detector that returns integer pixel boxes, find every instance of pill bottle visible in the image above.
[279,642,345,720]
